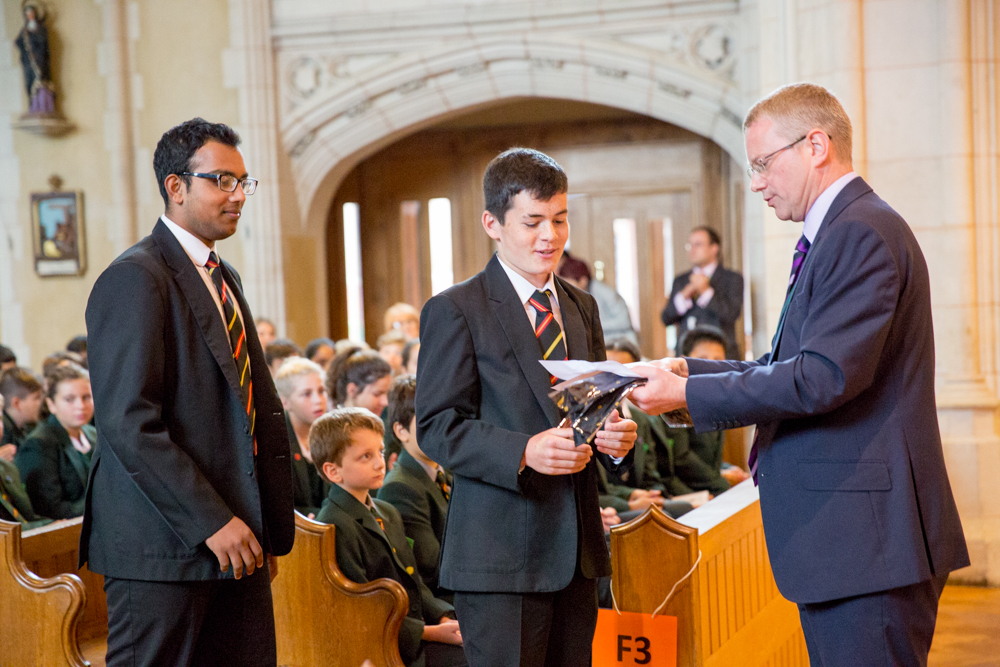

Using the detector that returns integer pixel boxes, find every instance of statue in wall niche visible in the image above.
[12,1,72,136]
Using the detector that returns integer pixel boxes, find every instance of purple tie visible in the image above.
[748,235,812,484]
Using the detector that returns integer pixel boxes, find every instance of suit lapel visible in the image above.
[399,451,446,506]
[770,177,874,363]
[331,485,398,556]
[485,256,561,426]
[152,221,243,399]
[555,278,589,362]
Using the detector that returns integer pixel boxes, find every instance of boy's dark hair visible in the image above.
[45,363,89,401]
[605,338,641,364]
[305,337,335,362]
[153,118,241,207]
[387,374,416,435]
[310,407,385,471]
[691,226,722,251]
[0,367,43,401]
[679,326,727,357]
[42,351,84,377]
[265,338,302,366]
[401,339,419,370]
[483,147,568,223]
[0,344,15,366]
[326,347,392,405]
[66,335,87,355]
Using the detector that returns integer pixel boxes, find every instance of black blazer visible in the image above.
[286,415,328,516]
[658,424,730,497]
[416,254,632,594]
[315,484,453,667]
[15,414,94,519]
[661,265,743,358]
[2,410,28,451]
[377,449,450,597]
[81,219,295,581]
[686,178,970,603]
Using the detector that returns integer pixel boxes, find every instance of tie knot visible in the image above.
[795,236,811,254]
[206,251,220,270]
[528,289,553,314]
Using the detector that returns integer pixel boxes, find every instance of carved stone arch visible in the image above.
[282,34,747,241]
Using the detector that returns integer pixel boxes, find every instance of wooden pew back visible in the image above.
[0,519,88,667]
[610,482,808,667]
[272,512,409,667]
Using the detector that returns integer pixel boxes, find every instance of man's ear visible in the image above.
[393,421,409,444]
[322,461,341,484]
[807,128,832,166]
[163,174,187,209]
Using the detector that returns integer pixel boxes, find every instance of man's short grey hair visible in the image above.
[744,83,853,164]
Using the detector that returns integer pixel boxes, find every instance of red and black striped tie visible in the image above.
[529,289,568,384]
[206,252,256,454]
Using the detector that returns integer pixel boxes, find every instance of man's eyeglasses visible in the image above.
[182,172,258,195]
[746,135,807,179]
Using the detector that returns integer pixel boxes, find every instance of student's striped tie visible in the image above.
[529,289,568,385]
[206,252,256,454]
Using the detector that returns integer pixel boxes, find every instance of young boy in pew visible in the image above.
[0,367,44,456]
[377,375,452,601]
[0,394,51,529]
[312,407,467,667]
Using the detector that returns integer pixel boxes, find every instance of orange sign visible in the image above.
[592,608,678,667]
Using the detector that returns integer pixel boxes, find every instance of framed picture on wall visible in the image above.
[30,189,86,277]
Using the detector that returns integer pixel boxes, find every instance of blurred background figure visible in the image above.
[383,302,421,340]
[265,338,303,377]
[305,337,336,369]
[377,330,407,376]
[558,251,639,347]
[255,318,277,349]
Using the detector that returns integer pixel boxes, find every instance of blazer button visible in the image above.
[247,469,253,476]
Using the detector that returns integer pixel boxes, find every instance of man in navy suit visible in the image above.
[630,83,969,666]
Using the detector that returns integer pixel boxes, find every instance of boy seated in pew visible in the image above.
[1,366,44,456]
[0,394,52,529]
[676,328,750,487]
[312,407,467,667]
[604,338,729,501]
[377,375,452,600]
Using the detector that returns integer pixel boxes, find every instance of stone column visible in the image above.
[226,0,286,331]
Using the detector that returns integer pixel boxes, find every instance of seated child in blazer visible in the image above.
[312,408,466,667]
[378,375,452,600]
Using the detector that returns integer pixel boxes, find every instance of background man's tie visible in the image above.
[529,289,568,385]
[747,235,812,484]
[206,252,256,454]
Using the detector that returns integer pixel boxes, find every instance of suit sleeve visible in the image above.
[416,294,530,493]
[15,437,83,519]
[86,260,233,549]
[378,480,441,592]
[686,220,900,432]
[660,275,687,326]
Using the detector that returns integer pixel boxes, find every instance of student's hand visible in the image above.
[422,618,463,645]
[205,516,263,580]
[267,554,279,583]
[601,507,621,533]
[524,427,591,475]
[0,443,15,462]
[629,365,688,416]
[627,489,664,511]
[594,411,636,457]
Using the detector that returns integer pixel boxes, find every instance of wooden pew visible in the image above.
[0,518,89,667]
[272,511,410,667]
[610,480,808,667]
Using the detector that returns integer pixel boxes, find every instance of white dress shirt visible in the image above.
[497,255,564,332]
[160,215,248,335]
[70,431,91,455]
[803,172,859,244]
[673,260,718,316]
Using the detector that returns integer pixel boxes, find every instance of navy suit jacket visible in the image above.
[661,265,744,358]
[685,177,969,604]
[81,220,295,580]
[416,254,632,593]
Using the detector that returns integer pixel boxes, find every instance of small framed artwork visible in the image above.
[30,189,85,277]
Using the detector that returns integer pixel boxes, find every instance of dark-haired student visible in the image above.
[327,346,392,415]
[0,394,51,529]
[275,357,330,517]
[0,344,15,373]
[417,147,637,666]
[1,366,44,456]
[313,408,467,667]
[378,375,452,600]
[265,338,302,377]
[305,337,336,370]
[83,118,294,666]
[15,364,95,519]
[402,339,420,375]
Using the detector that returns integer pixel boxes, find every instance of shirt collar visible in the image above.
[802,172,859,244]
[693,261,718,278]
[496,254,559,306]
[160,214,217,267]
